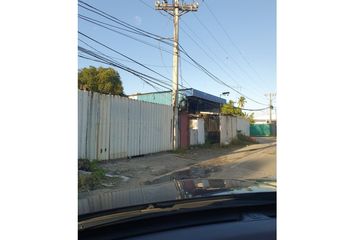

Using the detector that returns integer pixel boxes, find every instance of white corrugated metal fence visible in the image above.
[78,90,173,161]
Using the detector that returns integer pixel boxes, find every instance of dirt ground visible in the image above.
[79,138,276,197]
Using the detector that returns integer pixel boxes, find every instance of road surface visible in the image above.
[209,137,276,180]
[79,137,276,198]
[149,137,276,183]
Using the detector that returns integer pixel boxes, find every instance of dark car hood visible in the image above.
[78,178,276,216]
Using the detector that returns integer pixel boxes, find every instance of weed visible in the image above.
[170,148,187,154]
[237,133,259,144]
[78,159,106,191]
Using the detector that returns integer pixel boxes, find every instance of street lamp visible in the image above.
[220,92,230,97]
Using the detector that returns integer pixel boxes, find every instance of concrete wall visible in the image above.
[236,116,250,136]
[219,116,250,145]
[78,90,173,161]
[220,116,238,145]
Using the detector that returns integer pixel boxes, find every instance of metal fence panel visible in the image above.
[109,95,129,159]
[78,90,88,159]
[97,94,111,160]
[78,90,174,160]
[139,101,149,155]
[142,102,173,153]
[128,99,141,157]
[87,92,100,160]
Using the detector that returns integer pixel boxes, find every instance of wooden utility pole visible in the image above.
[155,0,198,149]
[265,93,276,123]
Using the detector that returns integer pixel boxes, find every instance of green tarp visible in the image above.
[250,124,272,136]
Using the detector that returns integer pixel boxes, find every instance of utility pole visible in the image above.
[265,93,276,123]
[155,0,198,149]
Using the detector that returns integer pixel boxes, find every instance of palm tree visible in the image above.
[237,96,247,109]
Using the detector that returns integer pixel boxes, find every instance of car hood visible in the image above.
[78,178,276,216]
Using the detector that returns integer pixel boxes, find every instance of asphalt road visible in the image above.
[209,137,276,180]
[79,137,276,198]
[148,137,277,183]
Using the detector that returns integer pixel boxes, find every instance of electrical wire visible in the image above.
[179,19,267,99]
[79,1,173,44]
[78,37,188,90]
[78,49,172,90]
[79,15,174,56]
[179,25,265,98]
[134,1,268,100]
[192,13,268,91]
[78,1,267,106]
[203,1,274,87]
[79,14,201,75]
[178,44,268,106]
[138,0,173,19]
[78,46,172,90]
[79,32,173,83]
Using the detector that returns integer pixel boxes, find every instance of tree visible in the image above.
[221,100,243,116]
[237,96,246,108]
[78,66,124,95]
[221,96,250,118]
[221,100,237,116]
[245,112,255,124]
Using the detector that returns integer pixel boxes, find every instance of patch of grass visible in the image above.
[170,148,187,154]
[78,159,106,191]
[237,133,259,144]
[190,141,220,149]
[221,134,258,148]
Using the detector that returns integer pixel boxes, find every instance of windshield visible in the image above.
[78,0,276,217]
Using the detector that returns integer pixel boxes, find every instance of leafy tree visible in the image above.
[78,66,124,95]
[221,100,236,116]
[221,100,243,116]
[221,96,252,120]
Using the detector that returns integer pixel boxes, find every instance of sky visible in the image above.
[78,0,276,119]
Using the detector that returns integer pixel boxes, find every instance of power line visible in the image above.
[79,15,174,54]
[179,23,266,99]
[192,12,270,94]
[137,0,267,102]
[179,50,193,88]
[78,49,170,88]
[241,107,270,111]
[78,1,267,105]
[79,31,173,83]
[178,44,268,106]
[79,13,202,73]
[78,42,174,91]
[180,19,268,99]
[79,0,172,42]
[138,0,173,18]
[203,1,274,87]
[78,49,172,91]
[78,54,169,91]
[78,37,188,90]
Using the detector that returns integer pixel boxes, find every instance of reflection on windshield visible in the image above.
[79,179,276,215]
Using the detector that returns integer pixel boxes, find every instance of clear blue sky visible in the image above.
[78,0,276,118]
